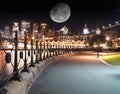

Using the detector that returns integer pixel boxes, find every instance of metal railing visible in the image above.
[0,31,75,88]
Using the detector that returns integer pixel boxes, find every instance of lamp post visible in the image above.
[106,36,110,54]
[96,28,101,58]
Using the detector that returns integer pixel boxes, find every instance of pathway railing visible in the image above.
[0,31,97,89]
[0,32,75,88]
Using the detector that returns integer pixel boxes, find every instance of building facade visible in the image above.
[12,22,19,38]
[21,20,31,38]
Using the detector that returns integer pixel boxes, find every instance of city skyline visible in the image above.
[0,0,120,33]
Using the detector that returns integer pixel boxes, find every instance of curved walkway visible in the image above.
[28,51,120,94]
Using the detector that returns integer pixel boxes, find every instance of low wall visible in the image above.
[2,53,76,94]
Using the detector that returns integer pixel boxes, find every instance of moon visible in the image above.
[50,2,71,23]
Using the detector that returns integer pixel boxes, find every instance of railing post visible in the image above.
[43,41,46,60]
[35,40,39,63]
[10,31,21,81]
[63,45,65,54]
[55,43,57,56]
[53,43,55,56]
[46,41,49,58]
[22,32,29,72]
[58,42,59,55]
[29,38,34,67]
[49,42,52,57]
[39,40,42,61]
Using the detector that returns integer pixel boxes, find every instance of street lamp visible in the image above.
[106,36,110,41]
[106,36,110,54]
[102,26,105,29]
[109,24,112,27]
[96,28,101,58]
[116,21,119,24]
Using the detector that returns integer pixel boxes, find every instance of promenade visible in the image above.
[28,51,120,94]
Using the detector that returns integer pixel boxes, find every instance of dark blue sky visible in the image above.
[0,0,120,33]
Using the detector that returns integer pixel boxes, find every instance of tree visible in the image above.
[90,34,106,47]
[69,27,79,35]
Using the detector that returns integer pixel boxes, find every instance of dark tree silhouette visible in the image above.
[90,34,106,47]
[69,27,79,35]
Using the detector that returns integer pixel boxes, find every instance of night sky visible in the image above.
[0,0,120,33]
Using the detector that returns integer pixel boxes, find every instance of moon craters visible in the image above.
[50,2,71,23]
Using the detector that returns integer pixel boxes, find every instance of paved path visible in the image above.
[28,51,120,94]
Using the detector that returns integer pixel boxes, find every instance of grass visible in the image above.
[102,53,120,66]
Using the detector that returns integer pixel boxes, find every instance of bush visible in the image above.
[114,48,120,52]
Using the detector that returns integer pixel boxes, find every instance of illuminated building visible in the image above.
[33,23,38,38]
[83,24,90,34]
[40,23,47,36]
[47,29,55,37]
[4,25,10,34]
[12,22,19,38]
[21,20,30,38]
[4,25,11,38]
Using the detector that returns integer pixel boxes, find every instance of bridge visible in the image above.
[103,22,120,31]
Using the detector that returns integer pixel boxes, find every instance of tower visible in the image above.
[83,24,89,34]
[21,20,31,38]
[40,23,47,36]
[12,22,19,38]
[4,25,11,38]
[33,23,38,38]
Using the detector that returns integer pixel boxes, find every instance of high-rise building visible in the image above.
[33,23,38,38]
[12,22,19,31]
[4,25,11,38]
[40,23,47,36]
[83,24,89,34]
[21,20,31,38]
[12,22,19,38]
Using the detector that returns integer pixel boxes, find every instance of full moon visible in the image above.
[50,2,71,23]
